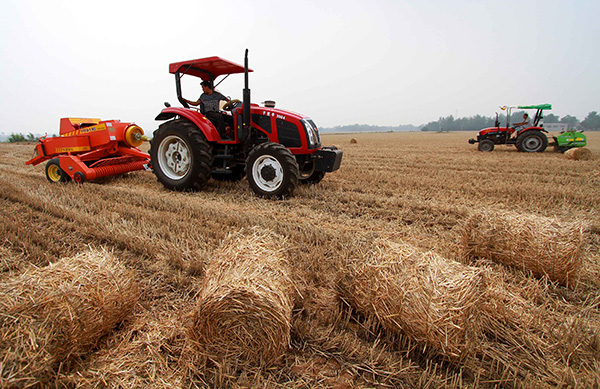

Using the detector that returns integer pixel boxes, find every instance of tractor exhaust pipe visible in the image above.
[243,49,251,131]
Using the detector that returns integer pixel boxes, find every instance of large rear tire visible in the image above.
[246,143,299,198]
[150,119,212,191]
[516,131,548,153]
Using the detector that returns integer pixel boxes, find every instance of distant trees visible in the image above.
[421,114,496,132]
[5,133,37,142]
[559,115,579,125]
[321,123,420,133]
[581,111,600,130]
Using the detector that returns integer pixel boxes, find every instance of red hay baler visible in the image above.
[26,118,151,183]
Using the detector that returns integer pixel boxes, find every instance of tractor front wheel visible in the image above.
[45,158,71,183]
[517,131,548,153]
[478,139,495,152]
[150,119,212,191]
[246,143,299,198]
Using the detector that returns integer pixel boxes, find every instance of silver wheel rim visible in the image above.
[252,155,283,192]
[157,135,191,180]
[524,136,541,151]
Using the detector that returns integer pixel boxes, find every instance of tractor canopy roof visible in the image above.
[518,104,552,110]
[169,56,253,81]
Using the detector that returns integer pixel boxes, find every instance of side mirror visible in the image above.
[164,102,171,108]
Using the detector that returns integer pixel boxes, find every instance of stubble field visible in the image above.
[1,131,599,388]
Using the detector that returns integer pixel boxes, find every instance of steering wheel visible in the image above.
[222,99,241,111]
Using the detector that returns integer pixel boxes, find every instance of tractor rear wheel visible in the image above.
[246,142,299,198]
[517,131,548,153]
[478,139,495,152]
[150,119,212,191]
[45,158,71,183]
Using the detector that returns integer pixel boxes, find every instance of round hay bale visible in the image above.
[0,249,138,386]
[459,211,585,284]
[342,239,484,359]
[189,229,293,369]
[564,147,593,161]
[350,138,357,144]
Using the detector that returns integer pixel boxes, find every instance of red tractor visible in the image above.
[150,50,342,198]
[468,104,551,152]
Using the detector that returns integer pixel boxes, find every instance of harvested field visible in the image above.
[1,131,599,387]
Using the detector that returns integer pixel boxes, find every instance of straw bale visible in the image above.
[342,239,485,359]
[189,228,294,369]
[564,147,593,161]
[459,211,585,284]
[350,138,358,144]
[0,249,138,386]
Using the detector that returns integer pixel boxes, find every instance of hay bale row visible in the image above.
[0,249,138,387]
[564,147,593,161]
[341,239,485,359]
[459,211,585,284]
[189,228,294,369]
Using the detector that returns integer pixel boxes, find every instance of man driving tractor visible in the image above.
[183,80,232,138]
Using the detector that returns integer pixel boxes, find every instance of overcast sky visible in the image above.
[1,0,598,135]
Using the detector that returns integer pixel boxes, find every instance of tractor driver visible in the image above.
[183,80,232,139]
[513,113,531,131]
[511,113,530,139]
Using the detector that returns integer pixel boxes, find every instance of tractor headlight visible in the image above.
[302,119,321,149]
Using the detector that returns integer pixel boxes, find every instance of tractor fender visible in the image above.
[155,107,221,142]
[520,126,547,134]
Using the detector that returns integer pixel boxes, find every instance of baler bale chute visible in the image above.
[26,118,151,183]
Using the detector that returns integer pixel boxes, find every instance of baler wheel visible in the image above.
[45,159,71,183]
[246,143,299,198]
[73,172,86,184]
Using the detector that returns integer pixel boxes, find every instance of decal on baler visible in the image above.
[80,123,107,134]
[55,146,91,153]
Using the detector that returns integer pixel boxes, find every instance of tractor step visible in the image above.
[213,169,233,175]
[214,154,235,160]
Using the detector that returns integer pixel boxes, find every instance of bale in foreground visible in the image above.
[564,147,593,161]
[189,229,294,370]
[0,249,138,387]
[341,239,485,360]
[459,211,585,284]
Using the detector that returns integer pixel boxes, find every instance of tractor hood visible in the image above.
[479,126,511,136]
[251,104,305,122]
